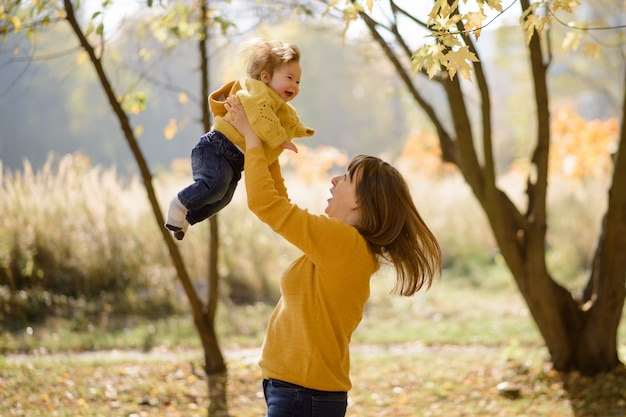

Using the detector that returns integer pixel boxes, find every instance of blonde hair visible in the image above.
[241,38,301,81]
[348,155,442,296]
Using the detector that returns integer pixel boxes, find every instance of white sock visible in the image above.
[166,197,187,229]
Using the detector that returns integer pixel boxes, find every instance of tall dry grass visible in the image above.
[0,149,608,330]
[0,153,178,328]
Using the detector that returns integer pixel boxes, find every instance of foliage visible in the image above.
[337,0,600,81]
[549,108,619,181]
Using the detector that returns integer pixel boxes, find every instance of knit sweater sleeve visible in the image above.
[238,81,289,150]
[245,147,359,264]
[267,160,288,199]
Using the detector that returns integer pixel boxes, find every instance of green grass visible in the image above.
[0,266,542,354]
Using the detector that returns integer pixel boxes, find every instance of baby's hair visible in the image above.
[242,38,301,81]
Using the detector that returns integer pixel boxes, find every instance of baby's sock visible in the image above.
[165,197,188,238]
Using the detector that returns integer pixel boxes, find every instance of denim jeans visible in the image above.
[177,130,244,225]
[263,379,348,417]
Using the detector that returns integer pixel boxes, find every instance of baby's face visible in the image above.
[266,61,301,102]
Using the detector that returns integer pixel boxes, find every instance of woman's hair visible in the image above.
[242,38,300,81]
[348,155,442,296]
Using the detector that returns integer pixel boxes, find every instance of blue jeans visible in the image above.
[177,130,244,225]
[263,379,348,417]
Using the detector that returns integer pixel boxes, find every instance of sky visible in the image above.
[81,0,144,39]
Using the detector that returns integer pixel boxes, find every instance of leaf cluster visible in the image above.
[334,0,607,81]
[0,1,64,41]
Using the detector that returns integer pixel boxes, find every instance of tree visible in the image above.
[1,1,231,414]
[326,0,626,375]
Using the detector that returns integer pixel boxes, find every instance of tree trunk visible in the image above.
[199,1,229,414]
[63,0,230,412]
[355,0,625,375]
[506,0,625,375]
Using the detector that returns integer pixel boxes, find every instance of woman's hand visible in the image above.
[225,96,262,150]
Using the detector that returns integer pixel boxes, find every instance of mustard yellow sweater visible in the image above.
[245,147,379,392]
[210,79,315,164]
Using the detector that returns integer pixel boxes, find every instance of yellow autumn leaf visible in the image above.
[412,44,444,78]
[178,92,188,104]
[134,124,144,138]
[522,14,539,44]
[552,0,580,13]
[11,15,23,33]
[582,42,600,59]
[562,30,581,51]
[444,46,478,80]
[164,119,178,140]
[85,21,94,37]
[485,0,503,12]
[138,48,153,61]
[76,50,88,66]
[464,11,486,39]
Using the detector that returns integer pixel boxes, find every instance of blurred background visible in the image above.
[0,0,621,351]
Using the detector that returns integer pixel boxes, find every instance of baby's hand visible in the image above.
[281,140,298,153]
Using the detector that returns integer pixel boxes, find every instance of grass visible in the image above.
[0,266,540,354]
[3,343,626,416]
[2,269,626,416]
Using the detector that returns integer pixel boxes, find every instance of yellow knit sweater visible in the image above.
[210,79,315,164]
[245,147,379,392]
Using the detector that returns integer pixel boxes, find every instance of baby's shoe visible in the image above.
[165,221,188,241]
[165,197,188,240]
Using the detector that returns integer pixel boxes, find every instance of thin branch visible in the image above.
[358,9,457,164]
[389,0,430,30]
[8,45,83,62]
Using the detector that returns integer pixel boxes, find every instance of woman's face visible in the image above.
[325,171,360,226]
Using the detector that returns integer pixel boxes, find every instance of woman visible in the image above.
[225,95,442,417]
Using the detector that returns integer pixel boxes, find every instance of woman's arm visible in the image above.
[267,160,288,199]
[225,95,361,267]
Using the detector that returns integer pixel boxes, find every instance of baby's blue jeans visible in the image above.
[177,130,244,225]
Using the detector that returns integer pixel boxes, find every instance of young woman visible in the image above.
[225,95,442,417]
